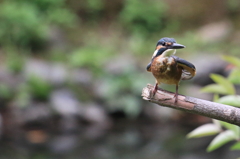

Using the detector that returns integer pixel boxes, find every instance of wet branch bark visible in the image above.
[142,84,240,126]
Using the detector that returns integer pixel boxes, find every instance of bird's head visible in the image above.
[152,37,185,58]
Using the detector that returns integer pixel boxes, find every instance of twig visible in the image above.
[142,84,240,126]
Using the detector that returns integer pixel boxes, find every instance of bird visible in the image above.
[146,37,196,103]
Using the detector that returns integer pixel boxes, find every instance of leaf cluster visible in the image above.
[119,0,168,36]
[188,55,240,152]
[0,0,76,49]
[187,120,240,152]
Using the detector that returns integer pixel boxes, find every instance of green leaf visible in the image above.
[219,121,240,138]
[201,84,230,95]
[222,55,240,69]
[210,74,235,95]
[207,130,236,152]
[213,94,219,102]
[217,95,240,107]
[187,124,221,138]
[0,84,11,99]
[28,75,51,100]
[228,68,240,84]
[212,119,221,128]
[231,142,240,150]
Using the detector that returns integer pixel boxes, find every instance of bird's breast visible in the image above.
[152,56,176,72]
[151,56,181,84]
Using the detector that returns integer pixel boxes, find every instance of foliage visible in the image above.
[5,49,26,73]
[188,120,240,152]
[207,129,237,152]
[97,69,147,117]
[187,123,221,138]
[119,0,168,36]
[14,75,51,107]
[201,74,235,95]
[0,84,11,101]
[227,0,240,12]
[27,75,52,101]
[15,83,31,108]
[0,0,76,49]
[68,44,113,74]
[188,55,240,152]
[82,0,104,21]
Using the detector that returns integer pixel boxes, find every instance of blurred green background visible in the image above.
[0,0,240,158]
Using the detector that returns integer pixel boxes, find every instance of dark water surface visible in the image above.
[0,118,239,159]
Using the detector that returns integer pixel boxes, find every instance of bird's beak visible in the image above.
[169,43,185,49]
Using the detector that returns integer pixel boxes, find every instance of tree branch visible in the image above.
[142,84,240,126]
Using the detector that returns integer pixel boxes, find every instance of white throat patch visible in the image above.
[162,49,176,57]
[152,49,158,58]
[152,48,177,59]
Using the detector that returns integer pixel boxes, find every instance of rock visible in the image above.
[48,134,79,154]
[69,68,93,85]
[104,53,136,75]
[22,103,51,124]
[190,54,228,86]
[49,63,68,85]
[82,103,112,138]
[24,59,49,81]
[50,89,83,132]
[83,103,108,124]
[50,89,82,116]
[58,115,80,133]
[0,66,23,89]
[25,129,48,144]
[197,20,232,42]
[23,58,68,85]
[48,26,67,51]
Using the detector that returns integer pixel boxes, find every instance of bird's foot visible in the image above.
[173,93,178,103]
[150,83,158,98]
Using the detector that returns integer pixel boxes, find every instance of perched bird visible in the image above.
[146,37,196,103]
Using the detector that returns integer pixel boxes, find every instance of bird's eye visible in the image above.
[162,42,166,46]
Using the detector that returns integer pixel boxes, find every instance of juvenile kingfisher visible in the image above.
[146,37,196,103]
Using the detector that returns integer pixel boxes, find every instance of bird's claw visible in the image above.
[150,89,156,99]
[173,93,178,103]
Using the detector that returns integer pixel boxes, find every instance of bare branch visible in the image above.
[142,84,240,126]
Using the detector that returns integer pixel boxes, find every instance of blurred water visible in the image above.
[0,118,239,159]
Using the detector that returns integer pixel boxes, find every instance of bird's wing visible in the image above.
[172,56,196,80]
[146,62,152,72]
